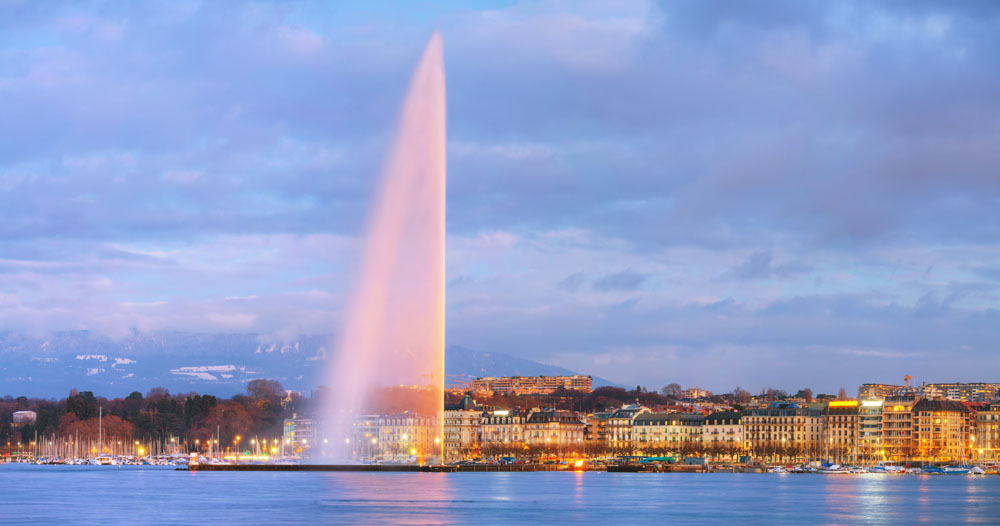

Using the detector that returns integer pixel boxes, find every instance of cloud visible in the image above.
[0,1,998,392]
[726,249,813,281]
[76,354,108,362]
[112,357,136,368]
[592,268,648,292]
[556,273,587,292]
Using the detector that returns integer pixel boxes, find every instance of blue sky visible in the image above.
[1,0,999,393]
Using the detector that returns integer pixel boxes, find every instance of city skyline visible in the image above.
[2,2,1000,392]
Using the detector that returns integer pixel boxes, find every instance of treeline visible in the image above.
[0,379,305,451]
[453,384,840,413]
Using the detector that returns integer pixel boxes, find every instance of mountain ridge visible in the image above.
[0,331,616,398]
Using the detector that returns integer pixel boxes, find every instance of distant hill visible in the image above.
[0,331,616,398]
[445,345,618,388]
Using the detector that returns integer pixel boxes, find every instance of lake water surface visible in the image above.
[1,465,998,525]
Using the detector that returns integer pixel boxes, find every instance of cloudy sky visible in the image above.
[2,1,999,394]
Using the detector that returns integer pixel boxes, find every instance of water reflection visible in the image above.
[3,466,1000,525]
[321,472,457,524]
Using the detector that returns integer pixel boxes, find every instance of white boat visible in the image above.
[90,456,118,466]
[768,466,788,473]
[819,464,850,474]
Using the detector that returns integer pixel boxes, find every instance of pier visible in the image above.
[185,463,578,473]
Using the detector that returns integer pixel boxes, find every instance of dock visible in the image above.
[185,463,575,473]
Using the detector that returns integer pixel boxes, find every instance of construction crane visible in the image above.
[445,374,472,390]
[904,375,913,388]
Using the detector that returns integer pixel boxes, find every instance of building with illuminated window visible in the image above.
[912,399,972,461]
[743,402,823,458]
[857,399,883,461]
[703,411,742,449]
[607,404,649,446]
[582,411,613,444]
[633,412,704,453]
[444,395,481,459]
[858,383,906,399]
[926,383,1000,403]
[377,412,440,461]
[470,375,592,395]
[350,415,380,460]
[480,409,524,449]
[823,401,858,462]
[681,387,712,400]
[881,395,918,461]
[633,412,672,450]
[11,411,37,428]
[282,413,316,454]
[976,403,1000,462]
[524,409,584,447]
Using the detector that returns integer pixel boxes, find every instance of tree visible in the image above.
[203,402,252,447]
[661,383,682,399]
[802,388,814,403]
[246,379,284,403]
[62,415,134,442]
[66,391,98,420]
[732,387,751,404]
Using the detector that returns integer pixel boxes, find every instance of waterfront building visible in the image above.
[470,375,593,395]
[703,411,742,449]
[881,395,918,461]
[378,412,440,460]
[480,409,525,450]
[857,399,883,461]
[480,408,524,442]
[633,412,704,453]
[912,399,971,461]
[444,395,482,459]
[633,412,672,451]
[823,401,858,462]
[282,413,317,454]
[524,409,584,447]
[976,403,1000,462]
[743,402,823,459]
[666,412,705,445]
[582,411,613,444]
[350,415,380,460]
[607,404,649,447]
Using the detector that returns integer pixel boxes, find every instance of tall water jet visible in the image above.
[322,33,445,462]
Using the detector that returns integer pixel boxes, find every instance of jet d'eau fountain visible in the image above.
[321,33,446,463]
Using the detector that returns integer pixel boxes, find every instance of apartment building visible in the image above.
[470,375,593,395]
[912,399,972,461]
[823,401,858,462]
[743,402,823,457]
[882,395,918,462]
[703,411,742,447]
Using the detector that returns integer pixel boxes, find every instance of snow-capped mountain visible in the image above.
[0,331,614,398]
